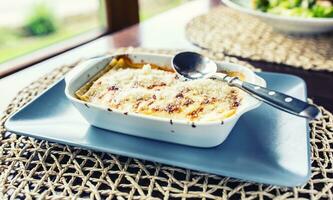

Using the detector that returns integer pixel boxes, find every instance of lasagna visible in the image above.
[75,56,244,122]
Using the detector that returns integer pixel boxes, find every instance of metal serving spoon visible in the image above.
[172,51,321,120]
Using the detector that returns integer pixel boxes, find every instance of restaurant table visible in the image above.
[1,0,332,199]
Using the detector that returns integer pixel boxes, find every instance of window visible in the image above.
[0,0,192,77]
[0,0,100,64]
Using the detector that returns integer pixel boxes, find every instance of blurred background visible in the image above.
[0,0,190,64]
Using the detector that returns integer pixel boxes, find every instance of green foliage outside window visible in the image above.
[24,4,57,36]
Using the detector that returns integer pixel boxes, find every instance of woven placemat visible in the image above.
[1,47,332,199]
[186,6,333,72]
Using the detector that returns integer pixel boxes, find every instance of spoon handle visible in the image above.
[222,76,321,120]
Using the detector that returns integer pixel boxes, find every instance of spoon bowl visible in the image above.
[172,52,217,79]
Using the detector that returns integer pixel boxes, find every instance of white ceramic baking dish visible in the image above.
[64,53,266,147]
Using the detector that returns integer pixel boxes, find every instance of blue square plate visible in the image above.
[5,72,310,187]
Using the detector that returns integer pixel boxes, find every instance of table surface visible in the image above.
[0,0,332,114]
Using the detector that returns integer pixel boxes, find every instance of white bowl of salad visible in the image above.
[222,0,333,34]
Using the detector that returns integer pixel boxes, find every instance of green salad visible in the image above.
[252,0,333,18]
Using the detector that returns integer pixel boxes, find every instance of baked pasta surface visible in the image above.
[76,56,244,122]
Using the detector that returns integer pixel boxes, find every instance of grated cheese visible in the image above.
[80,63,243,122]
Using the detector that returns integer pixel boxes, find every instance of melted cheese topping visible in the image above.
[78,60,243,122]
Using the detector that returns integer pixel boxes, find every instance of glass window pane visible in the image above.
[0,0,100,64]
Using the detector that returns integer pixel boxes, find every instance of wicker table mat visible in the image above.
[1,48,333,199]
[186,6,333,72]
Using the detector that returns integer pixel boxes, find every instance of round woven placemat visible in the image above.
[1,47,332,199]
[186,6,333,72]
